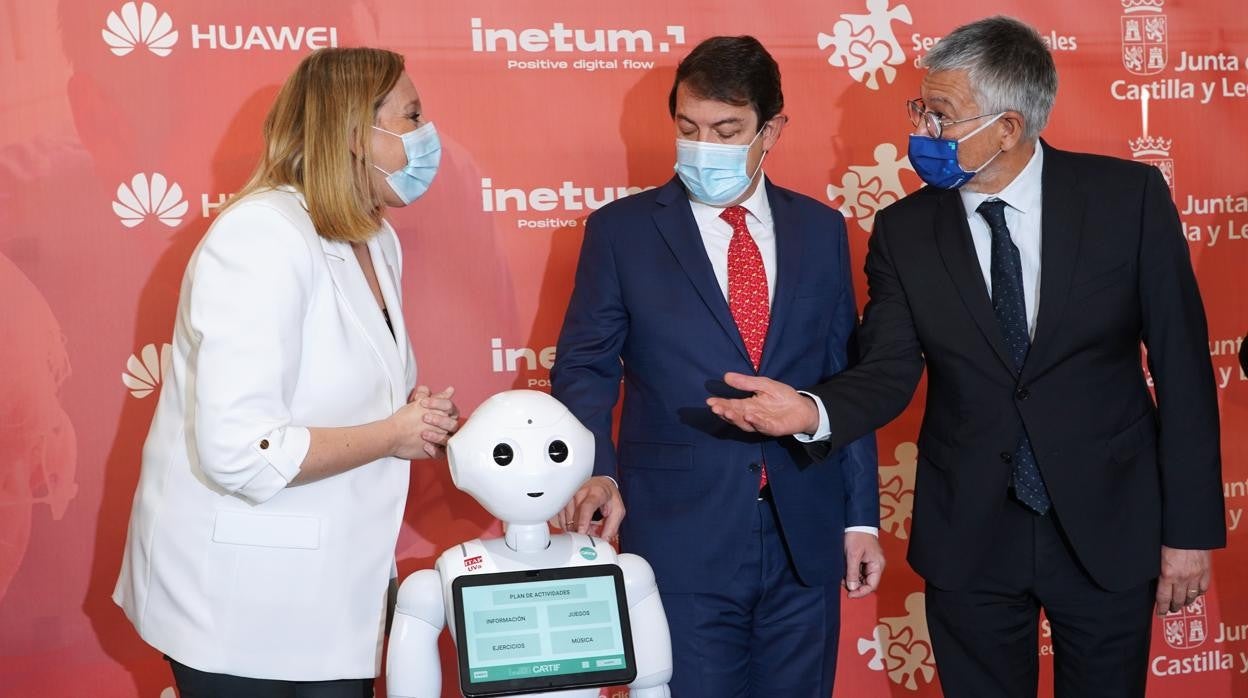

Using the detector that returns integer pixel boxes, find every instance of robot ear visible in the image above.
[446,435,466,489]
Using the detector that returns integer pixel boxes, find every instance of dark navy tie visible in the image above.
[978,199,1051,514]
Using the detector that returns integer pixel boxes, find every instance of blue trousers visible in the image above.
[660,497,841,697]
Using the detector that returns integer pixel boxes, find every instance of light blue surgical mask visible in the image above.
[373,121,441,204]
[906,112,1004,189]
[674,128,766,206]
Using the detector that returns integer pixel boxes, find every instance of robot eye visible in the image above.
[492,443,514,466]
[547,439,569,463]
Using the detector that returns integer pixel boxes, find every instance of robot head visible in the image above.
[447,390,594,526]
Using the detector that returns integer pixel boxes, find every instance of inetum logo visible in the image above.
[471,17,685,72]
[103,2,177,57]
[471,18,685,54]
[113,173,189,228]
[103,2,338,56]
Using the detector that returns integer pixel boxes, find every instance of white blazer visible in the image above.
[113,187,417,681]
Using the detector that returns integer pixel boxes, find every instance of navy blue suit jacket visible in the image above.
[552,176,878,594]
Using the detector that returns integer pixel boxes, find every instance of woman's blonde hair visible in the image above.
[227,47,406,242]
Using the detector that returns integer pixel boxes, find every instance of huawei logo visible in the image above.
[113,173,189,228]
[123,343,171,399]
[102,2,178,57]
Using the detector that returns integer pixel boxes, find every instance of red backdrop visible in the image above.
[1,1,1245,696]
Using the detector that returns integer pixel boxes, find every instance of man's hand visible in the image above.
[1156,546,1212,615]
[550,476,625,541]
[844,531,885,599]
[706,372,819,436]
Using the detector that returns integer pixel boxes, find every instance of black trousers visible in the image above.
[167,657,374,698]
[925,496,1156,698]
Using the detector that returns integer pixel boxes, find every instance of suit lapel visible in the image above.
[934,190,1017,374]
[320,236,406,407]
[759,180,799,375]
[652,178,753,367]
[1022,143,1085,381]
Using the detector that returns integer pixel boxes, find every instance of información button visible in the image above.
[473,607,538,633]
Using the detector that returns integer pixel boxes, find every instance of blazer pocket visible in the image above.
[619,440,694,471]
[1108,412,1158,464]
[212,511,322,549]
[1069,263,1130,300]
[916,432,958,472]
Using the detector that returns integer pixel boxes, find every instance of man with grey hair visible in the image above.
[706,15,1224,696]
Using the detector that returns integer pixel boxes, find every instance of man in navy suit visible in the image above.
[551,36,882,697]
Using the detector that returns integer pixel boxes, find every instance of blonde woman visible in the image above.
[113,48,457,697]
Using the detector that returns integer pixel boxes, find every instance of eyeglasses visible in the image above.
[906,98,1001,140]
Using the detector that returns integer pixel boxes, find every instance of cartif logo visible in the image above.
[579,547,598,561]
[817,0,912,90]
[1161,596,1208,649]
[858,592,937,689]
[103,2,178,57]
[877,442,916,539]
[113,173,189,228]
[827,143,914,232]
[123,342,171,399]
[1121,0,1168,75]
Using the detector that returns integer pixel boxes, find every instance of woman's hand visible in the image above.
[390,386,459,459]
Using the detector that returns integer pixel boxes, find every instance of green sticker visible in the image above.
[579,546,598,561]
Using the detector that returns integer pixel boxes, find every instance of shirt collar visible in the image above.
[688,174,774,233]
[960,143,1043,217]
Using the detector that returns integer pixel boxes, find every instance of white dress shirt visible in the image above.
[687,174,777,305]
[959,144,1044,337]
[690,177,877,537]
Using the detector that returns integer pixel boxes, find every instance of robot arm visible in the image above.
[617,553,672,698]
[386,569,446,698]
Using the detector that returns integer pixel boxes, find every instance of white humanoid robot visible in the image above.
[387,390,672,698]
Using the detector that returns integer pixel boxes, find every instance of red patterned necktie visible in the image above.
[720,204,770,489]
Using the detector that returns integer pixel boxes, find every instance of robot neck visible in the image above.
[504,522,550,553]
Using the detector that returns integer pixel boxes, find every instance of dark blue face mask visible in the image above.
[907,112,1004,189]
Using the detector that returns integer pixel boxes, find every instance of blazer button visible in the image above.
[1016,387,1030,400]
[747,463,761,473]
[999,452,1013,464]
[259,439,270,450]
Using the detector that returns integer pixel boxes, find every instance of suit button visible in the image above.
[747,463,761,473]
[1016,387,1030,400]
[259,439,270,450]
[999,452,1013,464]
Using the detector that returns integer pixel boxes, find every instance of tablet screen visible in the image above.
[452,564,637,696]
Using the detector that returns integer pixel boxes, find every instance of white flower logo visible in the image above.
[817,0,912,90]
[113,173,189,228]
[123,343,171,399]
[102,2,178,57]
